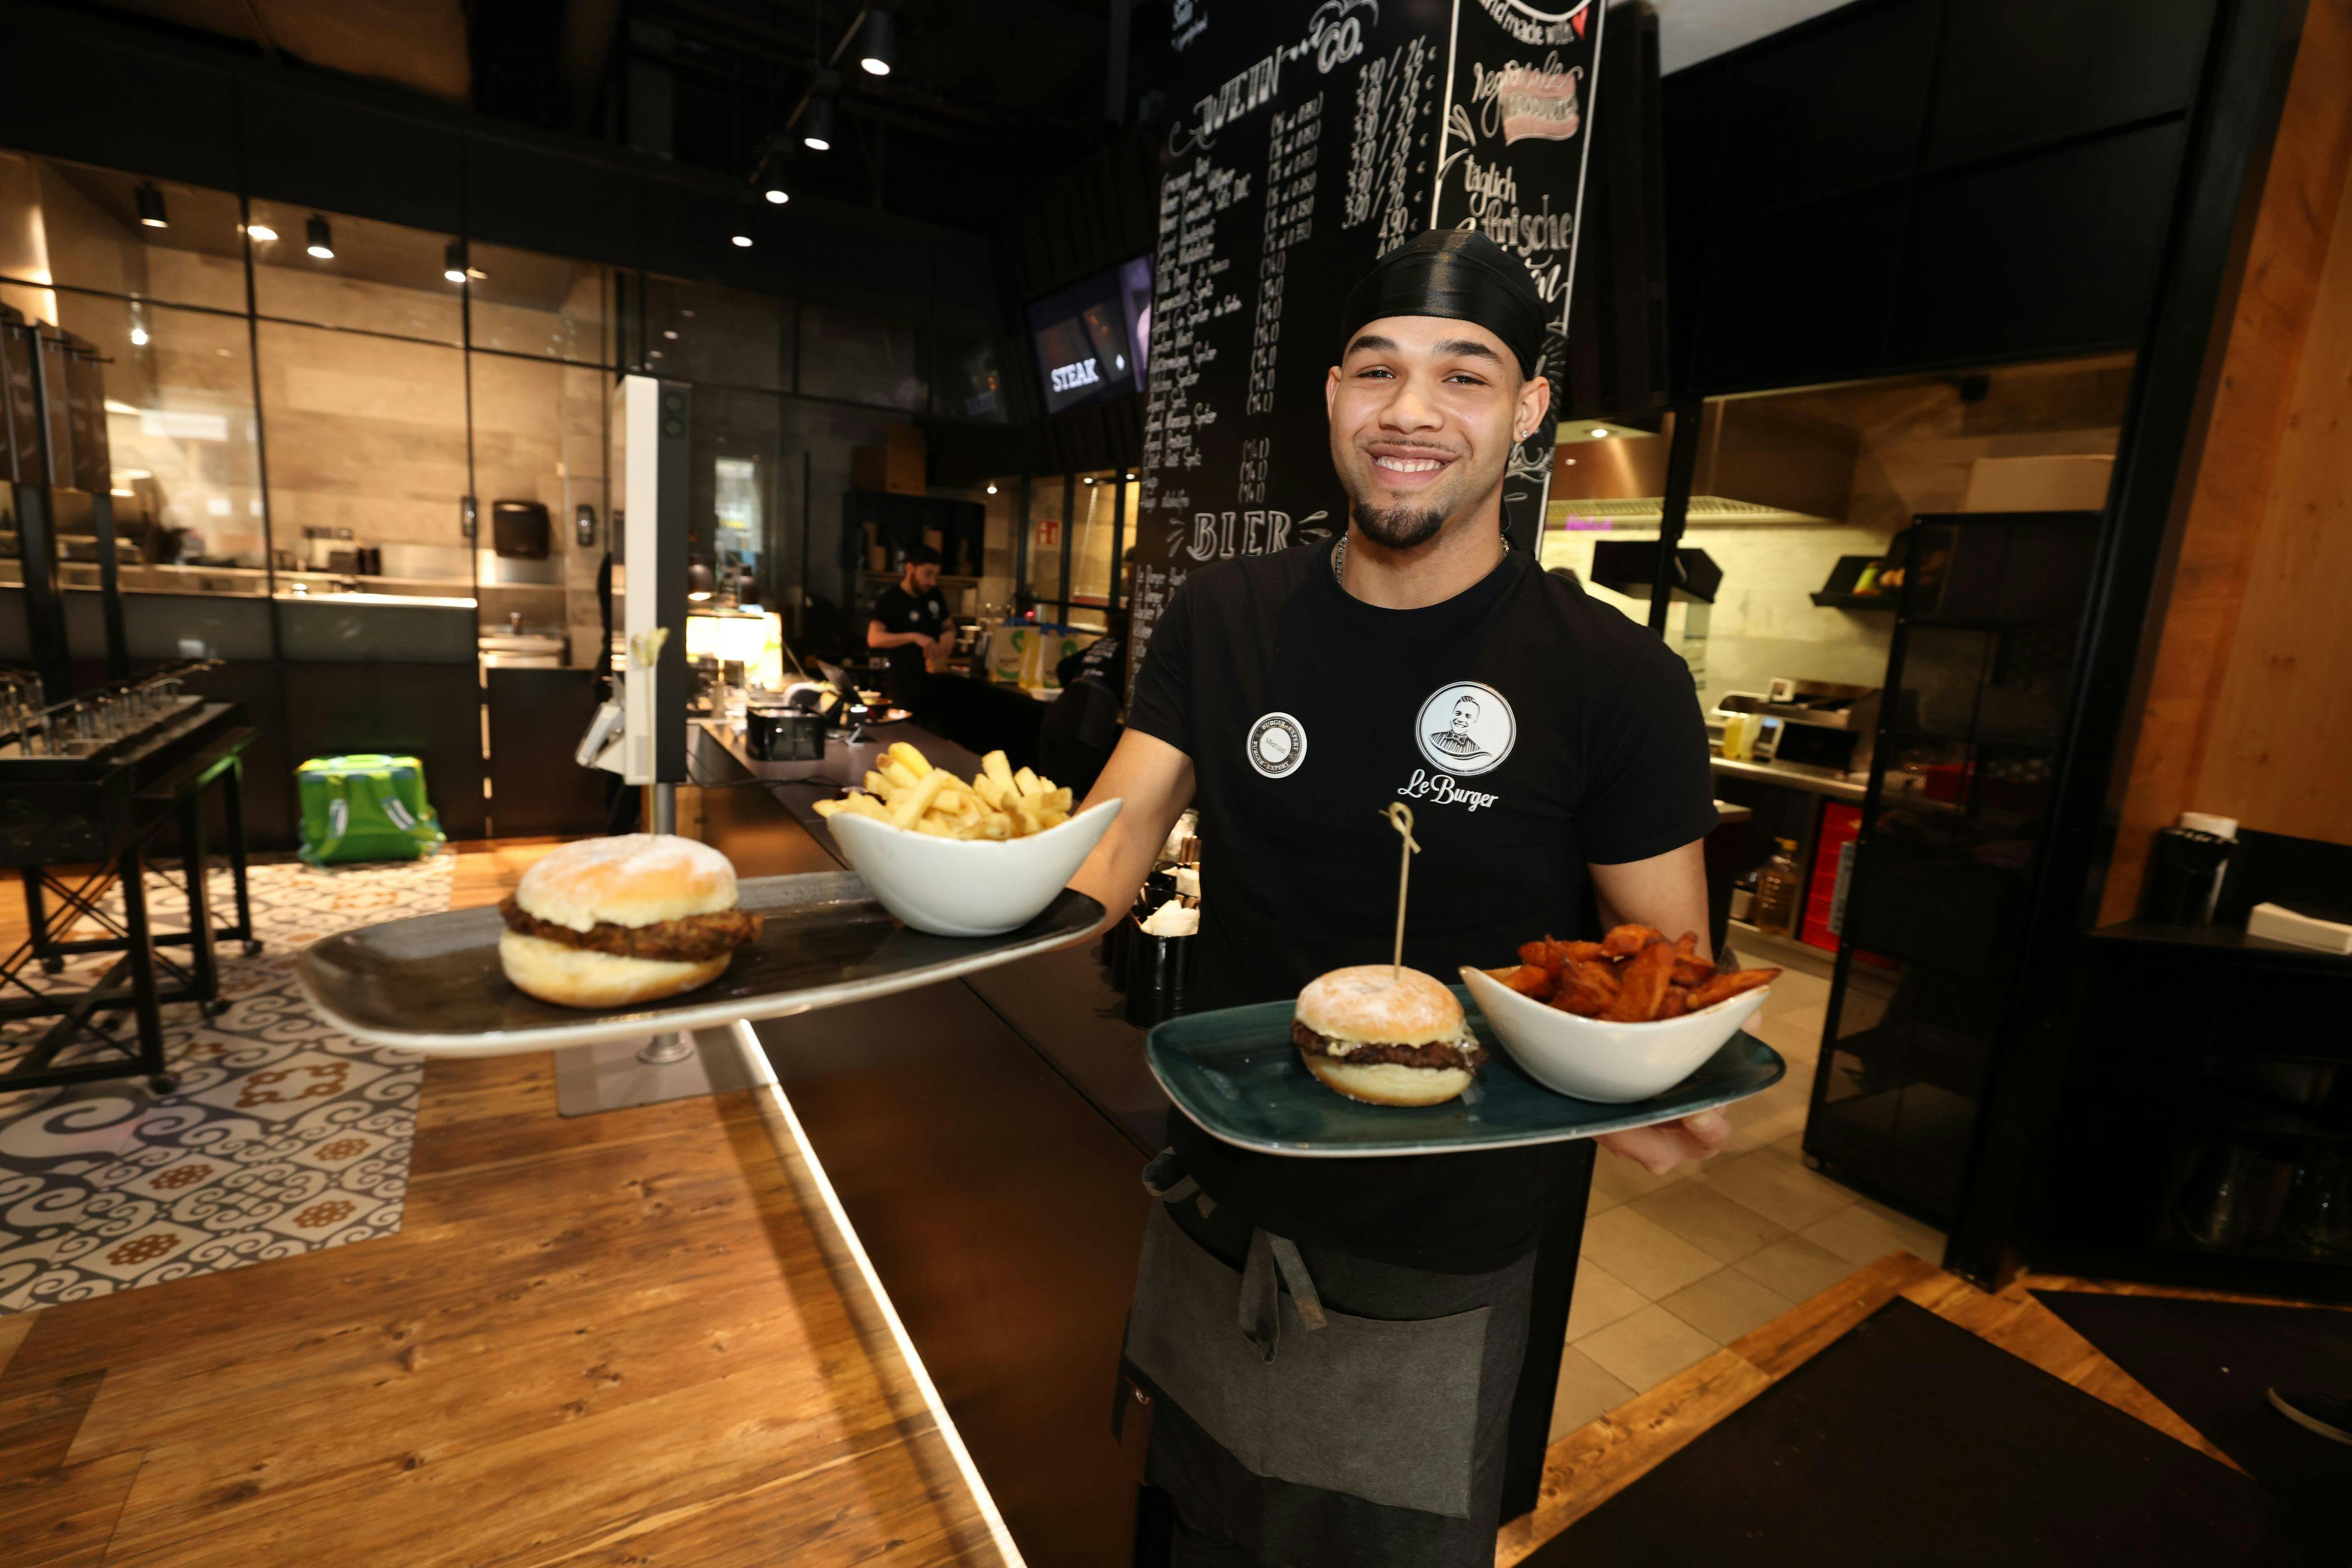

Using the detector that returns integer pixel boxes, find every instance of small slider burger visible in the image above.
[1292,965,1488,1106]
[498,834,762,1008]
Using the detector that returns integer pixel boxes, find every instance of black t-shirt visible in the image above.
[872,582,950,688]
[1125,537,1718,1272]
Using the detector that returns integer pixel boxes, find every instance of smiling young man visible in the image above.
[1069,230,1729,1567]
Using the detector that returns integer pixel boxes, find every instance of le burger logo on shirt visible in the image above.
[1244,684,1515,810]
[1401,681,1514,811]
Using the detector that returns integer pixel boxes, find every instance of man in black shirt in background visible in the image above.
[867,544,950,713]
[1068,231,1733,1567]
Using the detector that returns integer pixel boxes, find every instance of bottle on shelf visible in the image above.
[1750,838,1802,937]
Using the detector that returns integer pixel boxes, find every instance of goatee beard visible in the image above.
[1351,500,1447,550]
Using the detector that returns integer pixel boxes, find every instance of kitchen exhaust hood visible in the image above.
[1549,403,1857,527]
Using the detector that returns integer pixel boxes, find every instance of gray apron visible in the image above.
[1119,1150,1536,1567]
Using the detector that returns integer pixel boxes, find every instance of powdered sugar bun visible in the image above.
[1294,965,1466,1048]
[514,834,739,932]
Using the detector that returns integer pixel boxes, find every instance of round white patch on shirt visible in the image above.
[1414,681,1516,777]
[1246,711,1308,778]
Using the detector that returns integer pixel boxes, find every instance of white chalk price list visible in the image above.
[1245,94,1324,419]
[1140,156,1250,517]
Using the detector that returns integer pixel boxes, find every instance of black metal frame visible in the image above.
[1941,0,2314,1284]
[1,738,258,1096]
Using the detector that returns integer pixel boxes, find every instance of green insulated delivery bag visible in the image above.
[296,754,446,865]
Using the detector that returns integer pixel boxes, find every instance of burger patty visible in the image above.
[499,896,762,963]
[1290,1019,1488,1072]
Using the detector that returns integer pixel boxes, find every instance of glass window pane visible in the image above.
[1025,477,1065,606]
[258,320,469,586]
[1069,470,1119,624]
[932,334,1008,422]
[467,244,609,365]
[470,352,607,661]
[0,153,247,313]
[250,200,462,344]
[687,387,781,609]
[54,293,268,568]
[801,303,923,410]
[639,275,783,390]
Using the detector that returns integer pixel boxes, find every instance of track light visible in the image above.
[245,222,278,243]
[803,92,835,152]
[135,181,169,229]
[305,213,334,260]
[443,239,469,284]
[859,8,894,75]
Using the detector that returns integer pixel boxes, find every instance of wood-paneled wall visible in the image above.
[2100,0,2352,924]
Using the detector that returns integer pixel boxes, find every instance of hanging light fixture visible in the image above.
[803,91,836,152]
[245,220,278,243]
[135,181,169,229]
[443,238,469,284]
[305,213,335,260]
[686,562,716,601]
[858,8,894,76]
[730,229,754,248]
[763,185,789,205]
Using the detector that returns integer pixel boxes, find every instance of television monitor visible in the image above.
[1026,255,1152,414]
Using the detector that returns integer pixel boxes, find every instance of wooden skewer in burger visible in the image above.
[1290,803,1489,1106]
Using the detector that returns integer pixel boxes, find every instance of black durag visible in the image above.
[1336,229,1548,378]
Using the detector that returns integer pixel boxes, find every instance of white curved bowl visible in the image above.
[828,798,1121,937]
[1459,964,1770,1104]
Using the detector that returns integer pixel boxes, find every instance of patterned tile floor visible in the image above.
[1550,960,1949,1438]
[0,856,449,1312]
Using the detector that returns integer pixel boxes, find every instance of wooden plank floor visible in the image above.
[0,840,1003,1567]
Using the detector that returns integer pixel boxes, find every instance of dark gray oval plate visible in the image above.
[297,872,1102,1055]
[1147,987,1785,1157]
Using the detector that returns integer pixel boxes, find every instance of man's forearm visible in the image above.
[1067,730,1196,938]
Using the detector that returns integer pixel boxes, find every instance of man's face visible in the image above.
[1325,314,1549,551]
[1451,696,1479,733]
[910,563,940,591]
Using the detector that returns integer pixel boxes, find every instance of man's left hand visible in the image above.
[1595,1111,1733,1177]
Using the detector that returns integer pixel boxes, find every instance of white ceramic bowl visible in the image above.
[1458,964,1770,1103]
[828,798,1122,937]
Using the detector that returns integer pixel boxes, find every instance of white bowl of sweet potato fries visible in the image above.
[1460,927,1780,1103]
[817,742,1121,937]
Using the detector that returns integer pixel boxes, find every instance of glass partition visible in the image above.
[257,320,469,586]
[637,274,786,390]
[0,152,248,313]
[802,303,923,410]
[249,199,462,344]
[467,243,607,364]
[1024,476,1066,607]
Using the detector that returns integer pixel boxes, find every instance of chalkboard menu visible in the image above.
[1130,0,1608,671]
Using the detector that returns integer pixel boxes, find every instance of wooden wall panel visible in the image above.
[2100,0,2352,922]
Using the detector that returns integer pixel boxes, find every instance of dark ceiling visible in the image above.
[72,0,1125,233]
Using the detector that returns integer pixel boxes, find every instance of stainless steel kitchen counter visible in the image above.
[1710,754,1869,803]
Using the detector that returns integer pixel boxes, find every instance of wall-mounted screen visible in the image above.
[1026,255,1151,414]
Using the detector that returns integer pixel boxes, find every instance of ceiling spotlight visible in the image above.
[731,230,754,248]
[135,181,169,229]
[763,186,789,205]
[985,483,998,495]
[443,239,468,285]
[803,92,835,152]
[1589,427,1608,438]
[305,213,334,260]
[130,326,149,346]
[245,222,278,243]
[859,8,894,75]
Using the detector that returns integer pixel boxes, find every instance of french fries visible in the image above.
[1499,925,1782,1022]
[812,743,1075,841]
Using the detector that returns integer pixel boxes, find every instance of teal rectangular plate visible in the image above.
[1145,987,1785,1158]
